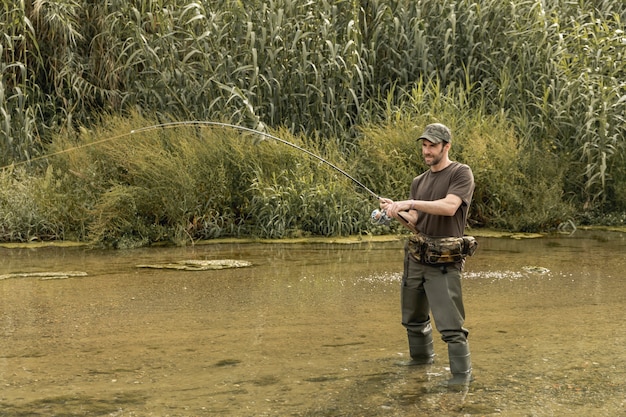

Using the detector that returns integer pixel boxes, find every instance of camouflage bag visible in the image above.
[408,233,478,264]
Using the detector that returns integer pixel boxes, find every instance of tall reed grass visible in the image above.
[0,0,624,243]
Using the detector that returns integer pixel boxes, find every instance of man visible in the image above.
[379,123,475,386]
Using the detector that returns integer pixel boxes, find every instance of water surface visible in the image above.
[1,231,625,416]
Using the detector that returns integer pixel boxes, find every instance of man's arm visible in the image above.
[381,194,463,218]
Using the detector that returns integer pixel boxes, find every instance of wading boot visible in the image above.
[402,331,435,366]
[446,341,473,386]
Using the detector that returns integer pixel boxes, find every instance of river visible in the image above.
[1,230,625,416]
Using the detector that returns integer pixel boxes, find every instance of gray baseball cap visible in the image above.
[418,123,452,144]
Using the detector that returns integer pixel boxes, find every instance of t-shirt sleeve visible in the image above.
[448,164,475,206]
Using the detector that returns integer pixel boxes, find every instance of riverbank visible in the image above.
[2,226,623,250]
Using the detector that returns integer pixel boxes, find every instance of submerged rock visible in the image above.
[522,266,550,274]
[0,271,88,280]
[136,259,252,271]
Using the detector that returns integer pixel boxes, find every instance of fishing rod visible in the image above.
[138,123,401,226]
[3,120,400,226]
[3,121,379,198]
[132,121,383,201]
[138,122,403,227]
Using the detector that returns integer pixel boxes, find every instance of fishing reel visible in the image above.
[370,209,392,226]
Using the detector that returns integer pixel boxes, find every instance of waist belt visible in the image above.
[408,233,478,264]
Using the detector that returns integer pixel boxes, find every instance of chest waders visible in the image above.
[402,234,477,387]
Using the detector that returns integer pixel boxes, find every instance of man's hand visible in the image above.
[379,197,411,219]
[379,197,418,234]
[379,197,393,213]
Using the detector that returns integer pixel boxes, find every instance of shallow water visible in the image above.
[1,231,625,416]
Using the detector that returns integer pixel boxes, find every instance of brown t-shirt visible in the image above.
[409,162,474,238]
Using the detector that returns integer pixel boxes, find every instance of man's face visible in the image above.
[421,140,446,166]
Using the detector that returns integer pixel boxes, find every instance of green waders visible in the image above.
[401,245,472,383]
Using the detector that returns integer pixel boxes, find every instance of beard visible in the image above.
[423,148,444,166]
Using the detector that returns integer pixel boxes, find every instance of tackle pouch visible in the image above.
[408,233,478,264]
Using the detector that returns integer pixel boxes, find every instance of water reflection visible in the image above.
[0,231,625,416]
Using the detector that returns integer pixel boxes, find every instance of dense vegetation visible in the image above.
[1,0,624,247]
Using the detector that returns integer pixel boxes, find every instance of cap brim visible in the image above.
[418,134,444,144]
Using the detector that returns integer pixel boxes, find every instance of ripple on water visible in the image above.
[355,272,402,284]
[465,266,551,282]
[355,265,553,285]
[464,270,527,282]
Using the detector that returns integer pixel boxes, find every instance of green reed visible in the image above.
[1,0,624,243]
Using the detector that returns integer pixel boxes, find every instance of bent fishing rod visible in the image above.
[3,121,380,200]
[141,123,410,229]
[3,120,411,228]
[133,121,384,201]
